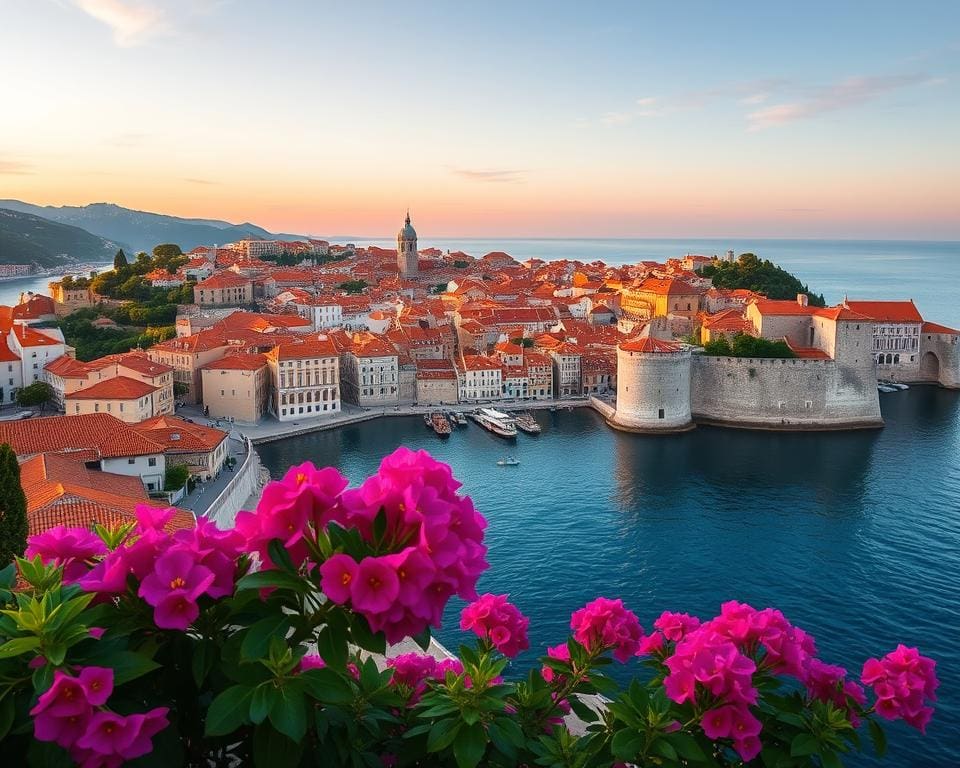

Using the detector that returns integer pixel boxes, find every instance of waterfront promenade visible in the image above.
[176,397,602,446]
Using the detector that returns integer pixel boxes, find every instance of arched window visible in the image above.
[894,354,900,364]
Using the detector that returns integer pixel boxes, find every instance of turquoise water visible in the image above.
[257,389,960,767]
[256,237,959,765]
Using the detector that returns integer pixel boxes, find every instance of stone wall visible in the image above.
[205,437,262,529]
[690,355,883,430]
[609,348,693,432]
[920,330,960,389]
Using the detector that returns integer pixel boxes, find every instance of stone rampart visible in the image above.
[690,355,882,430]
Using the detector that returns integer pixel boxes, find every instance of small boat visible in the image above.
[514,412,542,434]
[890,383,909,391]
[496,457,520,466]
[471,408,518,438]
[430,412,452,436]
[878,384,897,393]
[423,414,433,427]
[455,412,468,426]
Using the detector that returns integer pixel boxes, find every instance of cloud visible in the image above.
[451,168,528,183]
[184,177,217,185]
[108,131,149,147]
[0,160,33,175]
[72,0,167,46]
[746,74,935,130]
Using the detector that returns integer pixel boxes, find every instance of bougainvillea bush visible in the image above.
[0,447,938,767]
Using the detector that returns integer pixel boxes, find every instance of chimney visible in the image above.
[796,293,808,307]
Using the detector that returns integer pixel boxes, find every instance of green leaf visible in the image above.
[250,685,276,724]
[667,731,708,762]
[652,738,678,762]
[869,719,887,758]
[567,695,599,724]
[267,539,297,574]
[790,733,819,757]
[205,685,254,737]
[105,651,161,685]
[316,626,348,669]
[253,723,304,768]
[427,718,461,752]
[300,667,354,705]
[821,749,843,768]
[452,722,487,768]
[268,687,307,742]
[0,695,14,741]
[412,626,431,652]
[192,641,215,688]
[241,615,290,660]
[350,614,386,655]
[0,563,15,590]
[0,636,40,659]
[611,728,645,760]
[235,569,307,594]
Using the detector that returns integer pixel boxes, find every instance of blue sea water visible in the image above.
[253,237,960,767]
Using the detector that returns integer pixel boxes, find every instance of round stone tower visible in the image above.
[397,211,418,278]
[609,336,694,433]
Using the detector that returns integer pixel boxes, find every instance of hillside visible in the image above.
[0,208,127,267]
[0,200,308,253]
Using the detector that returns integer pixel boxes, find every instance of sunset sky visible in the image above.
[2,1,959,239]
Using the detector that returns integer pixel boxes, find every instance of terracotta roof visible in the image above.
[44,356,94,378]
[751,299,816,317]
[133,416,228,454]
[0,339,21,363]
[845,300,923,324]
[201,353,268,371]
[0,413,163,459]
[12,295,56,320]
[14,325,62,347]
[268,335,339,361]
[115,354,173,377]
[787,346,832,360]
[812,306,871,322]
[922,321,959,335]
[458,355,502,372]
[620,336,682,353]
[415,359,457,380]
[196,271,253,289]
[67,376,158,401]
[636,277,702,296]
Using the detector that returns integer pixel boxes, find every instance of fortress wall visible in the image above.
[609,349,693,432]
[921,332,960,389]
[690,355,883,430]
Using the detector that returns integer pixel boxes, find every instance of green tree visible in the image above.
[701,253,826,306]
[113,249,128,270]
[703,333,795,359]
[152,244,183,260]
[338,279,368,295]
[16,381,52,410]
[164,464,190,492]
[0,443,28,565]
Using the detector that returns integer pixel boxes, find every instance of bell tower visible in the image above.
[397,210,418,278]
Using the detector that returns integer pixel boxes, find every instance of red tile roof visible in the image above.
[67,376,158,401]
[620,336,682,353]
[751,299,816,316]
[196,271,253,289]
[844,300,924,324]
[922,321,959,335]
[268,335,339,361]
[0,413,163,459]
[14,325,62,347]
[44,356,94,378]
[201,353,268,371]
[636,277,702,296]
[0,339,20,363]
[133,416,228,454]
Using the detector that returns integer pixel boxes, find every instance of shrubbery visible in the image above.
[0,448,938,767]
[702,254,826,307]
[704,333,796,359]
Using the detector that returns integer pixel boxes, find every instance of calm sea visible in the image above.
[253,236,960,768]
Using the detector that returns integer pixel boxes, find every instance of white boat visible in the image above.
[472,408,517,438]
[890,383,909,391]
[878,384,897,393]
[497,457,520,466]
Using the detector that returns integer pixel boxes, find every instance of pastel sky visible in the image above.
[2,1,959,238]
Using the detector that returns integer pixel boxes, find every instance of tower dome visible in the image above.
[397,210,418,278]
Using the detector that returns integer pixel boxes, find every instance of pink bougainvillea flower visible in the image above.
[26,526,107,583]
[570,597,644,662]
[701,705,736,740]
[653,611,701,643]
[115,707,170,761]
[541,643,572,683]
[460,593,530,658]
[861,645,938,733]
[75,711,138,756]
[319,553,359,604]
[138,548,215,630]
[77,667,114,707]
[351,557,400,614]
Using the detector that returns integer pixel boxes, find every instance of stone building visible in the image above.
[266,336,340,421]
[200,353,270,423]
[397,211,418,278]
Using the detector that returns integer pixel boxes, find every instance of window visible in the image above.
[148,457,157,467]
[658,408,664,419]
[128,458,136,464]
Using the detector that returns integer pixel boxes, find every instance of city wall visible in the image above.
[205,436,262,528]
[690,355,883,430]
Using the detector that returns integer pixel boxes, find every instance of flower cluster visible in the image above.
[31,666,168,766]
[540,643,571,683]
[570,597,644,662]
[861,645,939,733]
[312,447,488,643]
[387,653,464,703]
[460,594,530,658]
[26,526,108,583]
[79,507,245,630]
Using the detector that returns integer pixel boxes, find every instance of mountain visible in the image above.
[0,200,309,253]
[0,208,127,267]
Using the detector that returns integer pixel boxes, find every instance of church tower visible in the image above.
[397,211,418,278]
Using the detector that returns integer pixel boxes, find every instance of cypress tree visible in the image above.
[0,443,27,565]
[113,249,129,270]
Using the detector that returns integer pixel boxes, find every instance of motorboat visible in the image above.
[472,408,517,438]
[496,457,520,466]
[514,412,542,434]
[878,384,897,393]
[430,412,452,436]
